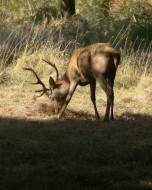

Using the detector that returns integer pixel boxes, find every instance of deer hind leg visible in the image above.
[90,82,100,119]
[110,88,114,121]
[108,70,116,120]
[96,75,114,122]
[58,81,78,119]
[108,76,115,121]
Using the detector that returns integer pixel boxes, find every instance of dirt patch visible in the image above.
[0,83,152,125]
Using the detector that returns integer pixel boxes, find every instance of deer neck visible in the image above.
[56,73,70,96]
[60,73,70,84]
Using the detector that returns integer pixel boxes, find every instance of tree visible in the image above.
[61,0,75,17]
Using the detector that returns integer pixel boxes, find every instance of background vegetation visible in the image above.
[0,0,152,189]
[0,0,152,78]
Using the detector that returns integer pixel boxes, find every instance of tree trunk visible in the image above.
[61,0,75,17]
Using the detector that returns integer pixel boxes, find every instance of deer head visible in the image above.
[24,59,69,114]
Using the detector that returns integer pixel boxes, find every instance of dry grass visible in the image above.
[0,71,151,122]
[0,76,152,189]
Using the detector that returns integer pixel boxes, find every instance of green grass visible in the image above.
[0,116,152,190]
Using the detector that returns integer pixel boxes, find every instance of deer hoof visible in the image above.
[57,113,62,120]
[103,117,109,122]
[95,115,100,120]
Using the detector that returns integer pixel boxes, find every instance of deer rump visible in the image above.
[24,43,121,121]
[75,48,119,85]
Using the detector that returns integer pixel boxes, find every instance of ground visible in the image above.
[0,81,152,189]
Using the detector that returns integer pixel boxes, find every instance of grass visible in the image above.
[0,65,152,189]
[0,8,152,190]
[0,61,151,190]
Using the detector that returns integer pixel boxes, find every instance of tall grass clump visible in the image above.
[108,24,152,89]
[1,21,152,90]
[0,0,152,91]
[0,16,89,85]
[116,43,151,89]
[0,25,65,85]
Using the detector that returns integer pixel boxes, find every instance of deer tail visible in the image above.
[113,52,121,69]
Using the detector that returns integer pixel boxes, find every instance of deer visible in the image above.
[24,43,120,121]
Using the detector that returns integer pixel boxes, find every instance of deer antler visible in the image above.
[42,59,59,82]
[23,67,51,98]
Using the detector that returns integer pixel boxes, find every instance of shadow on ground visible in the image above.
[0,111,152,190]
[0,109,152,128]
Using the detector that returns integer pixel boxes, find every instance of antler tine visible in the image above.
[23,67,51,97]
[42,59,59,82]
[34,90,46,97]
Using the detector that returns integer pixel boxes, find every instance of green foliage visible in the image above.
[112,0,152,22]
[32,6,59,24]
[130,22,152,42]
[1,0,152,44]
[78,0,152,45]
[0,0,60,25]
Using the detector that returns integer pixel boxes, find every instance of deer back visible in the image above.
[65,43,120,84]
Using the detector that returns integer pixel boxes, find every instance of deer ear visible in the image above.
[49,76,55,88]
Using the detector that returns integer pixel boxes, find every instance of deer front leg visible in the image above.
[58,81,78,119]
[90,82,100,119]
